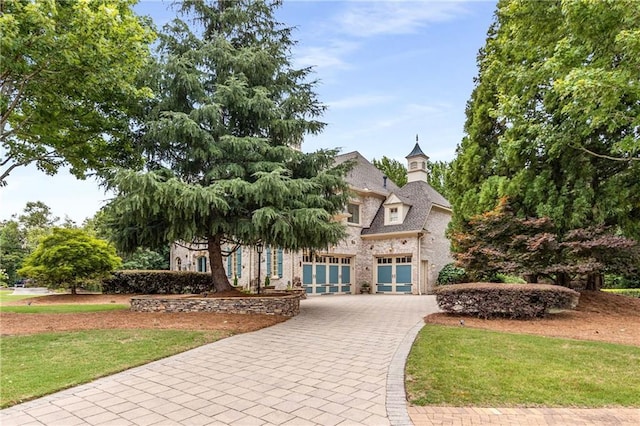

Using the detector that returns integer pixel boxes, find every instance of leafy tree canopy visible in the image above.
[372,156,408,187]
[18,228,121,294]
[0,0,155,185]
[450,0,640,239]
[372,155,452,197]
[105,0,351,292]
[0,220,27,284]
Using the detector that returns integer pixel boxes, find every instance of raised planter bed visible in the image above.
[130,293,301,317]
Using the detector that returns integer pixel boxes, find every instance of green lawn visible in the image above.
[0,290,42,305]
[1,330,225,408]
[406,324,640,407]
[0,304,128,313]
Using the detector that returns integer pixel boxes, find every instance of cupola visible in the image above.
[405,135,429,183]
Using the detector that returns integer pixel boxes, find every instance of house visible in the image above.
[170,140,453,294]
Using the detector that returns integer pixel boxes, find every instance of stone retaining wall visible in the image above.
[130,294,300,317]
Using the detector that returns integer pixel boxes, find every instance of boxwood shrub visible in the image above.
[435,283,580,319]
[102,270,215,294]
[436,263,468,285]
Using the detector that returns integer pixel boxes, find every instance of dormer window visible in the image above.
[384,194,410,225]
[389,207,399,222]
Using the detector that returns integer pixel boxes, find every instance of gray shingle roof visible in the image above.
[335,151,400,194]
[361,179,451,236]
[335,150,450,236]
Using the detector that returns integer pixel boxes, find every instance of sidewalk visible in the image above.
[408,406,640,425]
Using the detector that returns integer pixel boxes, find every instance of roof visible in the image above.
[362,180,451,236]
[335,149,451,236]
[335,151,400,195]
[405,142,427,159]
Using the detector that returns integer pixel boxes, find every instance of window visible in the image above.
[266,247,283,278]
[197,256,207,272]
[226,250,242,278]
[347,203,360,224]
[175,257,182,271]
[410,161,417,170]
[389,207,399,222]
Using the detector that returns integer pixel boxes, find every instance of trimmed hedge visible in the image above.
[435,283,580,319]
[102,270,215,294]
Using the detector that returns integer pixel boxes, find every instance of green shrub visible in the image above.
[436,263,468,285]
[435,283,580,319]
[102,270,215,294]
[604,274,640,289]
[602,289,640,298]
[494,273,526,283]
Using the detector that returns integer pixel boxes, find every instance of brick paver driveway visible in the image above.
[1,295,436,426]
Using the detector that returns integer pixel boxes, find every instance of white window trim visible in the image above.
[270,249,279,278]
[384,203,405,225]
[346,202,361,225]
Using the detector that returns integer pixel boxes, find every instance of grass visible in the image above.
[406,324,640,407]
[0,329,225,408]
[0,290,41,305]
[0,304,128,313]
[603,288,640,298]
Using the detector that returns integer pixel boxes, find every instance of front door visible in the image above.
[376,256,412,294]
[302,254,353,295]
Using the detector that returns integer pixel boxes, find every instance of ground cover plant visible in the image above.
[406,325,640,407]
[603,288,640,298]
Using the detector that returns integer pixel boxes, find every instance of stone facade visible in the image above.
[170,142,454,295]
[130,294,300,317]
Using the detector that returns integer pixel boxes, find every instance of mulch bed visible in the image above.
[425,291,640,347]
[1,291,638,347]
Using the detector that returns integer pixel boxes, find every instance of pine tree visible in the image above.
[105,0,350,292]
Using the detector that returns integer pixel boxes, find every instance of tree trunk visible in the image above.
[585,272,603,291]
[70,284,77,295]
[555,272,570,287]
[207,234,234,293]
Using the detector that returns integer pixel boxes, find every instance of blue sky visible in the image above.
[0,0,497,224]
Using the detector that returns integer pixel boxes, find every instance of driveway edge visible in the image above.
[386,318,425,426]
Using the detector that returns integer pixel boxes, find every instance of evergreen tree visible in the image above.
[105,0,350,292]
[450,0,640,243]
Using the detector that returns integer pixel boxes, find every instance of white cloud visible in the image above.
[294,40,359,71]
[336,0,469,37]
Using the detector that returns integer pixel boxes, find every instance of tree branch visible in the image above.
[575,145,640,162]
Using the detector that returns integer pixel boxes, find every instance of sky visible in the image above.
[0,0,497,225]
